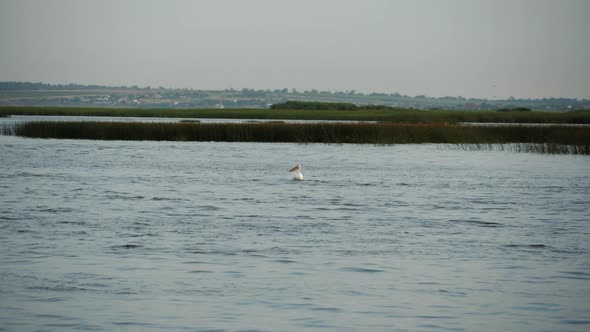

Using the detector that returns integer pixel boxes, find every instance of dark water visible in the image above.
[0,136,589,331]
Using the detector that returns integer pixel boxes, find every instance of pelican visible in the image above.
[289,164,304,181]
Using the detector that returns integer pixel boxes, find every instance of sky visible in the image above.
[1,0,589,99]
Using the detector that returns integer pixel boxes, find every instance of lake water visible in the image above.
[0,135,589,331]
[3,115,377,124]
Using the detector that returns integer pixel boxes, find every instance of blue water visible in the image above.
[0,135,589,331]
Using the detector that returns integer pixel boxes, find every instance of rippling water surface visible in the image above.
[1,136,589,331]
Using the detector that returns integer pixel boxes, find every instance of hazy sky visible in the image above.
[1,0,589,99]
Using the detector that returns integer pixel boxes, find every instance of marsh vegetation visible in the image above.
[1,106,590,123]
[2,121,588,154]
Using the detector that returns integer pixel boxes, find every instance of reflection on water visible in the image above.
[0,136,589,331]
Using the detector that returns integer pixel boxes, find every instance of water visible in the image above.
[4,115,376,124]
[0,135,589,331]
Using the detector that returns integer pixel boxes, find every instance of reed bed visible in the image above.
[2,121,589,154]
[1,106,590,124]
[457,143,590,154]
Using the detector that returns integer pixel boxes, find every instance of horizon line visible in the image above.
[0,80,588,101]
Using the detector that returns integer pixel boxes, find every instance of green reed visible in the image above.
[1,106,590,124]
[2,121,588,154]
[457,143,590,155]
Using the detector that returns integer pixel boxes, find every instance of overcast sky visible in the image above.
[1,0,588,99]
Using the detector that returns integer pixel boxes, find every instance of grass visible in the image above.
[1,106,590,123]
[2,121,588,154]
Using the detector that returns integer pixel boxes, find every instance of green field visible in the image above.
[1,106,590,123]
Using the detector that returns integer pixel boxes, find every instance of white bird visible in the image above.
[289,164,304,181]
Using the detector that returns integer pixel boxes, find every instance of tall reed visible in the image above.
[457,143,590,154]
[1,106,590,124]
[2,121,588,154]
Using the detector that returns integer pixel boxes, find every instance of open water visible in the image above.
[2,115,375,124]
[0,135,589,331]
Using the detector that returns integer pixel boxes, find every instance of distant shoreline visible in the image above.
[1,82,588,111]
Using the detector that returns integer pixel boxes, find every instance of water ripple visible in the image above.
[2,138,589,332]
[341,267,385,273]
